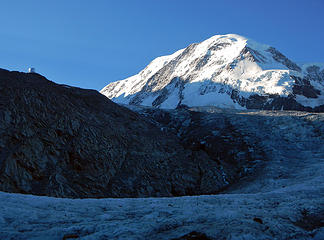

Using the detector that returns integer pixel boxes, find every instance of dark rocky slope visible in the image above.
[0,69,263,198]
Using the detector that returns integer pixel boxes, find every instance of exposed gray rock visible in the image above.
[266,47,301,72]
[0,69,261,198]
[126,105,267,190]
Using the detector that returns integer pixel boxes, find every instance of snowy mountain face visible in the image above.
[101,34,324,111]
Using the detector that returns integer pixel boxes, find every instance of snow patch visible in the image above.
[295,95,324,108]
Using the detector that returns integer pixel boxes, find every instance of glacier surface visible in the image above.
[1,109,323,240]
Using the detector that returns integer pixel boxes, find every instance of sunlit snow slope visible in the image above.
[101,34,324,111]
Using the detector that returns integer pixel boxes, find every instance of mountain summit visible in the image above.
[101,34,324,111]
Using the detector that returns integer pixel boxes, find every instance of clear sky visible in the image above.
[1,0,323,90]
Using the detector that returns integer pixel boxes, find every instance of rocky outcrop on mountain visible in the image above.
[0,68,264,198]
[127,105,266,185]
[101,34,324,112]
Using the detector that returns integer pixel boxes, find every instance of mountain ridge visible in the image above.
[0,68,261,198]
[101,34,324,111]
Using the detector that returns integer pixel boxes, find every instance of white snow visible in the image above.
[299,62,324,73]
[100,48,185,99]
[159,89,179,109]
[181,83,245,109]
[140,94,158,107]
[100,34,324,109]
[295,94,324,108]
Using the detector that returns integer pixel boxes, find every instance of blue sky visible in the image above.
[1,0,323,90]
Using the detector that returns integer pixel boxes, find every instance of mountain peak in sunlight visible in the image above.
[101,34,324,112]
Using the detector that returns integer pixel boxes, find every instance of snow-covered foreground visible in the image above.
[1,187,323,240]
[1,110,324,240]
[0,188,322,240]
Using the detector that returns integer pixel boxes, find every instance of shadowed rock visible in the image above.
[0,69,260,198]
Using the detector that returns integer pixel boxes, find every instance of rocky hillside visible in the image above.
[0,68,262,198]
[101,34,324,112]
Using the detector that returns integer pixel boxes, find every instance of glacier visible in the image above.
[1,109,323,239]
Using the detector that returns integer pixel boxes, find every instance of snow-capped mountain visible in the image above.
[101,34,324,111]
